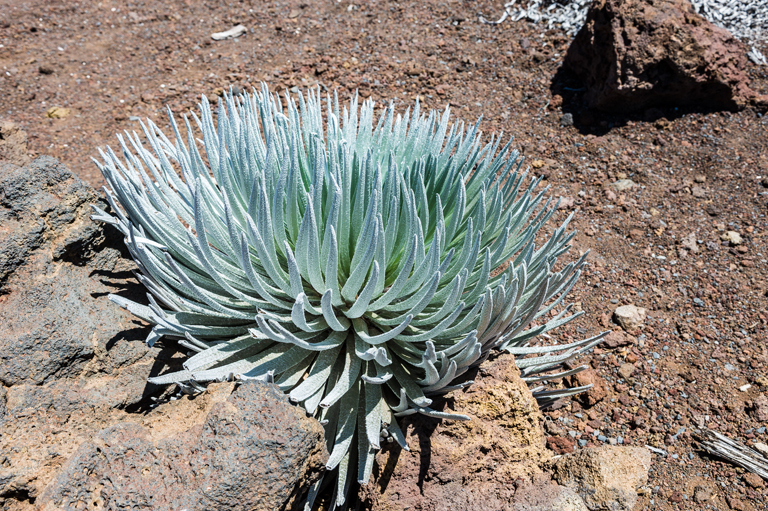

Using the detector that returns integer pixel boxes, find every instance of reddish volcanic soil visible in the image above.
[1,0,768,509]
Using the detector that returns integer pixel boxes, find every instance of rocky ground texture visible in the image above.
[1,0,768,510]
[0,154,328,511]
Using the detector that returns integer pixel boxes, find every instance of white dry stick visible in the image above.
[748,47,767,66]
[211,24,247,41]
[698,428,768,480]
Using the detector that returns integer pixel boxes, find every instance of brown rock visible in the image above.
[38,382,327,511]
[548,436,576,455]
[706,204,721,217]
[565,368,608,407]
[693,484,713,503]
[511,474,590,511]
[669,491,683,503]
[743,472,765,489]
[727,495,752,511]
[750,394,768,422]
[360,353,547,511]
[0,121,30,166]
[553,446,652,511]
[562,0,767,113]
[618,363,635,380]
[603,330,633,349]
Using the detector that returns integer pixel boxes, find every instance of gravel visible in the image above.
[480,0,767,44]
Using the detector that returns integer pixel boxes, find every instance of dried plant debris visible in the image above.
[480,0,768,41]
[697,428,768,480]
[690,0,766,42]
[479,0,591,36]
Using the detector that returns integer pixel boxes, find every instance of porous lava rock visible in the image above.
[359,353,549,511]
[1,156,107,289]
[0,153,328,511]
[38,381,328,511]
[0,155,160,506]
[561,0,767,113]
[553,445,652,511]
[565,367,608,407]
[511,474,590,511]
[0,156,151,387]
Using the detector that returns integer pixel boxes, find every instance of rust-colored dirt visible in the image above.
[1,0,768,509]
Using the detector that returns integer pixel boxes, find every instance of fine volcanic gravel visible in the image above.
[1,0,768,510]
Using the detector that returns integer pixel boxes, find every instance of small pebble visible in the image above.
[613,304,646,331]
[611,179,636,192]
[721,231,743,245]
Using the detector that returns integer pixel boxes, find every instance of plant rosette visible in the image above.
[92,85,605,509]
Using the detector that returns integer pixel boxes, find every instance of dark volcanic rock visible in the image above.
[0,156,147,386]
[39,381,328,511]
[0,261,150,386]
[5,362,159,418]
[561,0,767,113]
[0,156,106,286]
[0,154,159,505]
[0,385,5,423]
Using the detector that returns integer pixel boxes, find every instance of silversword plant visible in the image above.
[92,85,604,509]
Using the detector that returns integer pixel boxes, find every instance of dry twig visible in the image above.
[697,428,768,480]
